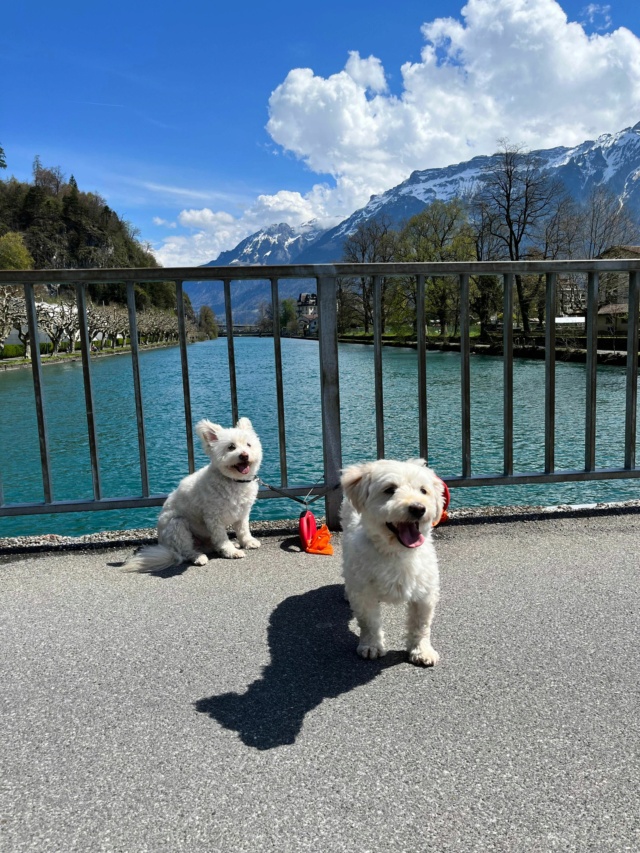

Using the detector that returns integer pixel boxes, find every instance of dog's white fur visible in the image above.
[123,417,262,573]
[340,458,445,666]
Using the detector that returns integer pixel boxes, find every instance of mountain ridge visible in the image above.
[184,120,640,321]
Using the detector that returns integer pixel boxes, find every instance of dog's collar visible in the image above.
[230,474,258,484]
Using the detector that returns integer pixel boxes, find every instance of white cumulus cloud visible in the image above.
[155,0,640,267]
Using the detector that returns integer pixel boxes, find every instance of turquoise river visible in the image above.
[1,337,639,537]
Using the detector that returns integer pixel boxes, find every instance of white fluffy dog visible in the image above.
[340,458,445,666]
[123,417,262,572]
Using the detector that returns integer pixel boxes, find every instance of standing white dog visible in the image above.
[123,417,262,572]
[340,458,445,666]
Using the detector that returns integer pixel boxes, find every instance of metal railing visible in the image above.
[1,259,640,530]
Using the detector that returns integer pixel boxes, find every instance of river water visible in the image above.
[1,337,638,537]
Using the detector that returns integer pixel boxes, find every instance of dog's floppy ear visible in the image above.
[236,417,253,432]
[407,459,446,523]
[340,463,372,513]
[423,464,446,525]
[195,419,223,453]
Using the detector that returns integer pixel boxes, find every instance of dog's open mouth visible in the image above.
[386,521,425,548]
[234,462,251,475]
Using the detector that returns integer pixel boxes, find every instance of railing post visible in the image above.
[175,280,195,474]
[223,279,238,425]
[24,282,53,503]
[317,274,342,530]
[625,271,639,469]
[126,282,149,496]
[373,274,384,459]
[270,277,288,486]
[76,282,102,500]
[460,273,471,478]
[545,273,556,474]
[503,273,514,476]
[585,272,598,471]
[416,275,428,461]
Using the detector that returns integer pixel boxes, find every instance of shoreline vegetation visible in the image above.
[0,330,633,371]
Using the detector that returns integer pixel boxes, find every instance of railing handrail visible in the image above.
[3,257,640,286]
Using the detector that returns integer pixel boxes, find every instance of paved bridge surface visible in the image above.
[1,512,639,852]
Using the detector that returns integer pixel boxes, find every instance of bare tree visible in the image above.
[256,301,273,335]
[103,305,129,348]
[9,297,30,357]
[86,303,110,349]
[0,288,18,354]
[37,302,67,356]
[473,140,567,334]
[341,216,398,333]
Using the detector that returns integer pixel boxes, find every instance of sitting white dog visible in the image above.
[123,417,262,572]
[340,458,445,666]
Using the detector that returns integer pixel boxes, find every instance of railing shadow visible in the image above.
[194,583,406,750]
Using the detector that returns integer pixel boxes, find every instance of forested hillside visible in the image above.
[0,151,175,310]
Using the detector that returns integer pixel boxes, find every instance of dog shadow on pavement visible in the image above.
[194,583,405,750]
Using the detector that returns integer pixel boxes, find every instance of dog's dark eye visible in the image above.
[420,487,428,495]
[247,443,251,448]
[384,486,397,495]
[228,443,236,451]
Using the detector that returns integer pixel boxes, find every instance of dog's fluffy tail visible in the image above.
[122,544,181,573]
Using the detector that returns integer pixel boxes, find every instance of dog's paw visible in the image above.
[193,553,209,566]
[408,644,440,667]
[357,641,387,660]
[220,543,245,559]
[241,537,261,550]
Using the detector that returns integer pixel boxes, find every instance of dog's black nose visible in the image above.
[239,453,249,463]
[408,503,426,519]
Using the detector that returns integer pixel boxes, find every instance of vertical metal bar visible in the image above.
[223,279,238,425]
[75,283,102,500]
[460,274,471,478]
[317,275,343,530]
[545,273,557,474]
[373,274,384,459]
[585,272,598,471]
[24,283,53,503]
[126,282,149,496]
[175,280,195,474]
[270,277,288,487]
[624,271,639,469]
[416,275,428,461]
[503,273,514,477]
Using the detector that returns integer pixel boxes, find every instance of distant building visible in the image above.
[597,303,628,335]
[297,292,318,335]
[594,245,640,306]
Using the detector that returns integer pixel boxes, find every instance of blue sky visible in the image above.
[2,1,640,266]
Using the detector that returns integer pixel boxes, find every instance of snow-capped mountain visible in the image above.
[300,121,640,263]
[185,121,640,320]
[184,222,324,321]
[207,221,325,267]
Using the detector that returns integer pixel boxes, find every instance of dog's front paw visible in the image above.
[220,543,245,559]
[193,553,209,566]
[357,641,387,660]
[408,643,440,667]
[241,537,261,550]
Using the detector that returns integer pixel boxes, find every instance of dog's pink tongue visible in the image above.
[236,463,250,475]
[396,522,425,548]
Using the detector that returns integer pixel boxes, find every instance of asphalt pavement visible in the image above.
[1,513,639,852]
